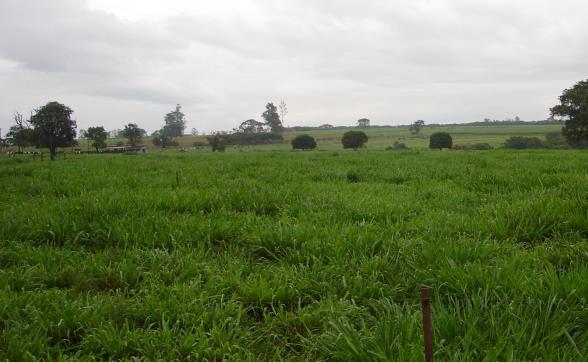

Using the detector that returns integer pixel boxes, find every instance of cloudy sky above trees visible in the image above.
[0,0,587,134]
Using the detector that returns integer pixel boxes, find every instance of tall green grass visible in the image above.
[0,149,586,359]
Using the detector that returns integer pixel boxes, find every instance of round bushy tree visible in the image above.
[342,130,368,149]
[551,79,588,147]
[29,101,77,160]
[291,134,317,150]
[429,132,453,149]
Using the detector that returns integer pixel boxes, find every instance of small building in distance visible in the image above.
[357,118,370,128]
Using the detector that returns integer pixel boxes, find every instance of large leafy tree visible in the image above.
[262,103,283,133]
[85,126,108,152]
[29,102,77,160]
[162,104,186,137]
[550,79,588,147]
[121,123,145,146]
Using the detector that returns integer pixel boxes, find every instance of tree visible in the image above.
[550,79,588,147]
[29,102,77,160]
[207,134,226,152]
[85,126,108,152]
[342,130,368,149]
[279,100,288,127]
[409,120,425,135]
[429,132,453,149]
[291,134,317,150]
[357,118,370,128]
[121,123,145,146]
[6,112,34,153]
[262,103,283,132]
[504,136,544,149]
[162,104,186,137]
[191,128,199,136]
[151,130,178,148]
[544,132,568,149]
[237,119,266,134]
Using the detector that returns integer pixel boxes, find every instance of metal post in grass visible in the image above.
[420,287,433,362]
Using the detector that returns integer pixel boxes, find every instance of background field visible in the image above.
[96,123,564,151]
[1,145,586,360]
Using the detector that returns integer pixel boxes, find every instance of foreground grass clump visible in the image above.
[0,150,587,360]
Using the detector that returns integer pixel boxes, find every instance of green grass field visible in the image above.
[1,129,587,359]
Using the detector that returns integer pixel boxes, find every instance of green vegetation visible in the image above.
[121,123,146,147]
[109,123,560,151]
[551,78,588,147]
[161,104,187,138]
[463,142,493,150]
[409,120,425,135]
[262,103,283,133]
[206,134,226,152]
[429,132,453,149]
[342,130,368,149]
[29,102,77,160]
[291,134,317,150]
[1,149,586,360]
[385,141,409,151]
[6,112,35,153]
[83,127,108,152]
[504,136,545,149]
[151,130,179,148]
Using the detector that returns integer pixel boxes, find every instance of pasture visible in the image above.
[0,147,587,359]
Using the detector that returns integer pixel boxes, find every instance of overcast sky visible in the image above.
[1,0,587,134]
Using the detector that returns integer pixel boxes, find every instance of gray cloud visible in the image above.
[0,0,587,134]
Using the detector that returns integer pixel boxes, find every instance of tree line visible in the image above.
[3,78,587,157]
[2,101,288,156]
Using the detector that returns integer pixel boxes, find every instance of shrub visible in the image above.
[504,136,544,149]
[429,132,453,149]
[385,141,409,151]
[223,133,284,146]
[544,132,568,149]
[465,143,493,150]
[152,133,178,148]
[291,135,317,150]
[342,131,368,149]
[206,134,226,152]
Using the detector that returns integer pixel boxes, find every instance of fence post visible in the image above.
[420,287,433,362]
